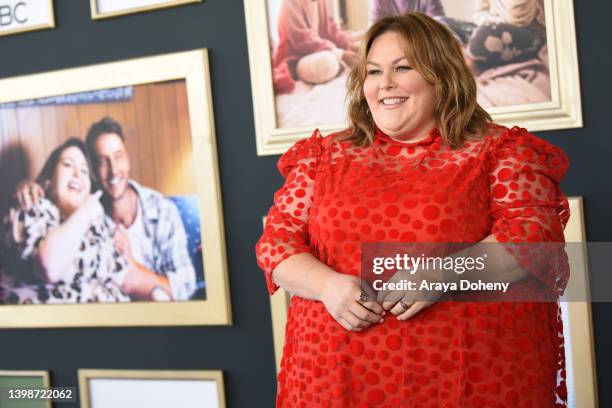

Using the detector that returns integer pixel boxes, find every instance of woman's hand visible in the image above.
[14,180,45,211]
[320,274,385,332]
[377,269,446,321]
[78,190,105,223]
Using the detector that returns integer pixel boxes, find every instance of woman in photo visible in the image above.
[257,12,569,406]
[272,0,361,94]
[1,138,129,304]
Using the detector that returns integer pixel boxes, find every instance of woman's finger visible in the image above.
[397,302,433,321]
[389,299,413,316]
[361,299,384,315]
[23,189,33,211]
[32,184,44,202]
[344,312,369,330]
[16,190,25,210]
[350,303,383,324]
[337,316,362,332]
[379,290,404,309]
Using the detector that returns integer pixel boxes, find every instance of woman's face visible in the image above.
[363,31,438,141]
[50,146,91,216]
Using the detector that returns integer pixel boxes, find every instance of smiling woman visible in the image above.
[1,138,129,304]
[257,12,570,407]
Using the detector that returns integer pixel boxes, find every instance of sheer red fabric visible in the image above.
[256,124,569,407]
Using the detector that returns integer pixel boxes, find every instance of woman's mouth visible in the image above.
[380,97,408,106]
[67,180,82,192]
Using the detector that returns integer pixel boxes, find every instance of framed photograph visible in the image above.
[0,0,55,37]
[562,197,598,408]
[90,0,201,20]
[78,369,225,408]
[245,0,582,156]
[0,370,51,408]
[0,49,232,327]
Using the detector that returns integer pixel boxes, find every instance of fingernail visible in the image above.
[381,311,386,316]
[378,318,384,324]
[397,316,404,321]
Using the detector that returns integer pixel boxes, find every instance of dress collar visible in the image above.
[374,127,441,147]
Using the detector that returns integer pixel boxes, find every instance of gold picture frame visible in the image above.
[78,369,225,408]
[0,370,52,408]
[0,0,55,37]
[562,197,598,407]
[0,49,232,327]
[90,0,201,20]
[245,0,582,156]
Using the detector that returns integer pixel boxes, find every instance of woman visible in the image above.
[272,0,361,94]
[256,13,569,407]
[1,138,129,304]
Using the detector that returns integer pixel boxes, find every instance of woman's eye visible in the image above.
[395,65,412,72]
[367,69,381,75]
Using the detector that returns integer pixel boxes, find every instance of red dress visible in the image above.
[256,125,570,407]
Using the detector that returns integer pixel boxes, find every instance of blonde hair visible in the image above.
[343,13,491,148]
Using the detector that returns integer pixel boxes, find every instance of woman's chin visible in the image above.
[56,199,84,217]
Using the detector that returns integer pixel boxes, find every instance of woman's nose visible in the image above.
[380,71,395,90]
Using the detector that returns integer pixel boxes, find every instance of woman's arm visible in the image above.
[256,132,384,332]
[38,192,104,283]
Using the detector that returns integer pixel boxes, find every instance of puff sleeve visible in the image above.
[256,131,323,295]
[488,127,570,295]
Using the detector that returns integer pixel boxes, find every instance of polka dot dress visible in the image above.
[256,124,570,407]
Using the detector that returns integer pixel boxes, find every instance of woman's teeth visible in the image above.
[68,180,81,192]
[381,97,407,105]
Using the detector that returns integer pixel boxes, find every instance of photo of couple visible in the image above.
[0,81,205,305]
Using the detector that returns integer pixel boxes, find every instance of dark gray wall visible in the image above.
[0,1,610,406]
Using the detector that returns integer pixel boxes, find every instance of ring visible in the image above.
[400,301,409,310]
[358,291,368,303]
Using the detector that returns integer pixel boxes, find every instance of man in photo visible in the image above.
[14,117,197,301]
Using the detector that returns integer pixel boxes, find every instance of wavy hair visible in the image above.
[343,13,491,148]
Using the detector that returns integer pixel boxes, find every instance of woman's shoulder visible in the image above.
[477,123,569,180]
[470,124,562,152]
[278,128,349,176]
